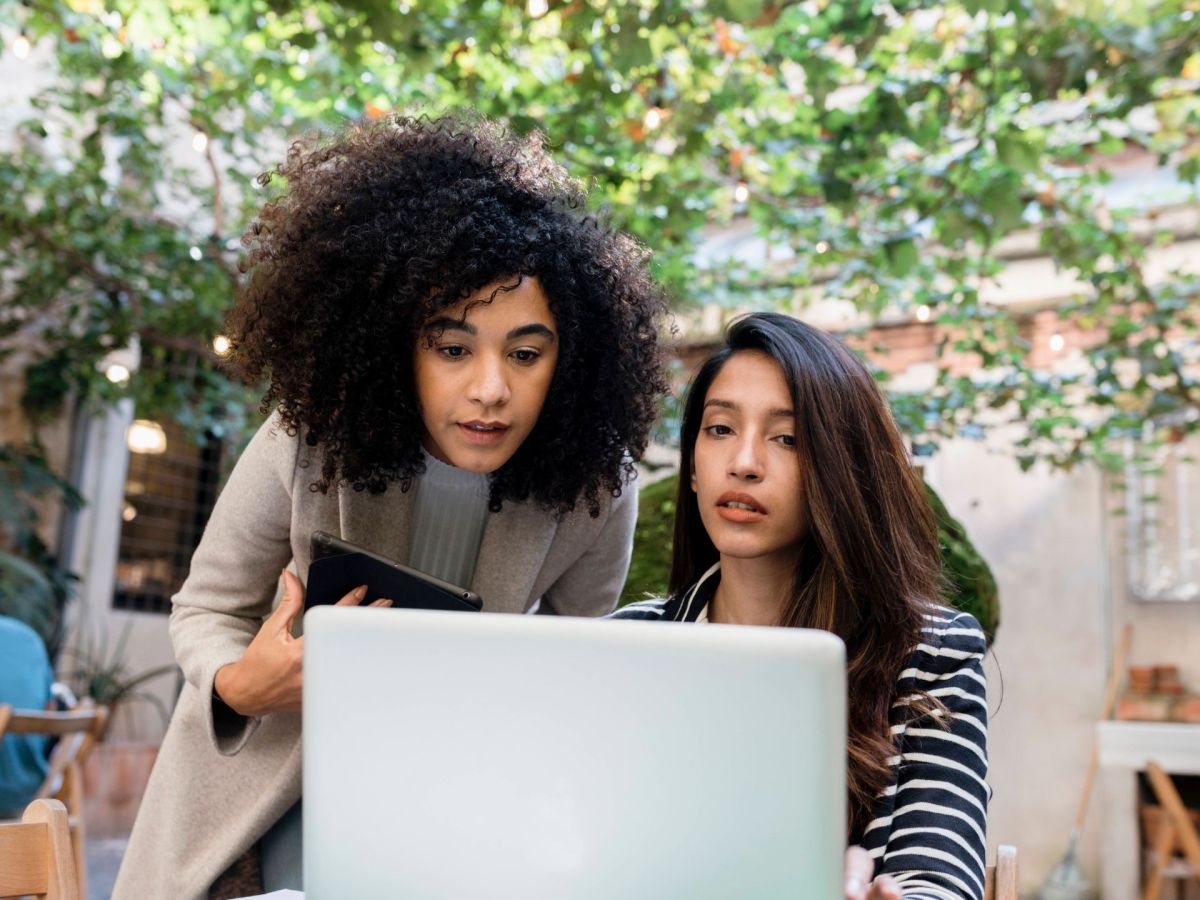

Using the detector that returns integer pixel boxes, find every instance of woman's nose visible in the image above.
[728,437,765,481]
[467,356,511,407]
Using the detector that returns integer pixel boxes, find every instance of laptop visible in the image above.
[303,606,846,899]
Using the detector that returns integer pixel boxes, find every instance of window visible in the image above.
[1124,421,1200,603]
[112,417,223,613]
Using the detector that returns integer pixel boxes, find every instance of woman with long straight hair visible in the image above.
[615,312,988,900]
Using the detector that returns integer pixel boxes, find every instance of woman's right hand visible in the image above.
[213,570,391,717]
[844,846,902,900]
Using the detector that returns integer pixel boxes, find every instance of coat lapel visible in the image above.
[470,500,559,613]
[336,481,415,565]
[337,481,558,613]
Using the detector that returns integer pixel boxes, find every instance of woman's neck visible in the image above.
[710,554,794,626]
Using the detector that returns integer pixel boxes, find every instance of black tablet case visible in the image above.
[305,533,482,613]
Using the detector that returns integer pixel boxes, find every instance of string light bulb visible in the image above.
[192,131,209,153]
[733,182,749,204]
[212,335,232,357]
[12,32,31,59]
[916,305,932,322]
[1049,333,1065,353]
[527,0,549,17]
[105,363,131,384]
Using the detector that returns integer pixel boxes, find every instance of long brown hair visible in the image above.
[671,312,944,839]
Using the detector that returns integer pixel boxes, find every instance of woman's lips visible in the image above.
[715,491,767,523]
[716,505,766,523]
[458,421,510,446]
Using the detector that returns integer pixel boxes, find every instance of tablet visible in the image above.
[305,531,483,613]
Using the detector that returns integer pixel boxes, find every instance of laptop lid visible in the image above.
[303,606,846,899]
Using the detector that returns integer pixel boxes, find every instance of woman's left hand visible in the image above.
[844,846,902,900]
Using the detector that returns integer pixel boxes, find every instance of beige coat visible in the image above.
[112,414,636,900]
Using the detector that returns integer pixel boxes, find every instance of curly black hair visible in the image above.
[226,113,669,516]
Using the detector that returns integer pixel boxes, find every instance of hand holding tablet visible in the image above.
[214,569,391,717]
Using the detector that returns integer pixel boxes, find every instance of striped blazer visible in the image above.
[612,564,990,900]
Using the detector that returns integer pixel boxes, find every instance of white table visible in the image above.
[1097,720,1200,898]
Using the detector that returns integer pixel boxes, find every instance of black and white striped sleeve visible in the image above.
[863,610,990,900]
[607,598,670,620]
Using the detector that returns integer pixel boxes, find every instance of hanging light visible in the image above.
[1049,333,1065,353]
[127,420,167,455]
[733,182,750,204]
[192,131,209,153]
[12,32,31,59]
[212,335,232,357]
[527,0,549,17]
[916,305,932,322]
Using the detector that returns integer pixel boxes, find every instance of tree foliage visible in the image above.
[1,0,1198,458]
[3,0,1196,642]
[0,444,82,655]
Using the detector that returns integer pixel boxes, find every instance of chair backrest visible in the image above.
[1146,760,1200,874]
[0,798,80,899]
[983,844,1018,900]
[0,701,109,802]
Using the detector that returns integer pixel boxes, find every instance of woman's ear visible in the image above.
[690,473,697,493]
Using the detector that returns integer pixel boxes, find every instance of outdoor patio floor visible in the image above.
[86,836,128,900]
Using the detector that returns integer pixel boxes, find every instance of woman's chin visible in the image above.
[712,539,778,561]
[439,443,517,474]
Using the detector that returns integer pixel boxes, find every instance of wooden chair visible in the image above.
[0,798,80,899]
[0,700,109,900]
[983,844,1018,900]
[1142,760,1200,900]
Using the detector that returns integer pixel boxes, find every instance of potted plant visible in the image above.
[0,444,83,661]
[67,618,178,838]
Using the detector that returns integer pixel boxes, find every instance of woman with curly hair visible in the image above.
[114,113,668,900]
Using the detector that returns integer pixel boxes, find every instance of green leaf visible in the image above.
[960,0,1007,13]
[980,177,1027,233]
[996,133,1039,172]
[885,237,919,277]
[709,0,769,19]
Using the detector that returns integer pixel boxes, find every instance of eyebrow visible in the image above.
[507,323,556,341]
[703,398,793,418]
[422,318,557,342]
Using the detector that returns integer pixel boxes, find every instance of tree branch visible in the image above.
[203,136,226,239]
[18,223,143,320]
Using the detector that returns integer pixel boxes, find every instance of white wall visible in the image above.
[926,434,1200,896]
[926,440,1109,894]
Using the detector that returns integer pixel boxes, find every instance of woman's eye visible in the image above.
[437,345,467,360]
[775,434,796,448]
[511,348,540,364]
[703,424,733,437]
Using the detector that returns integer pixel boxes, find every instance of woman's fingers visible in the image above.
[866,875,902,900]
[844,846,874,900]
[334,584,370,607]
[369,598,393,608]
[275,570,306,633]
[844,848,902,900]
